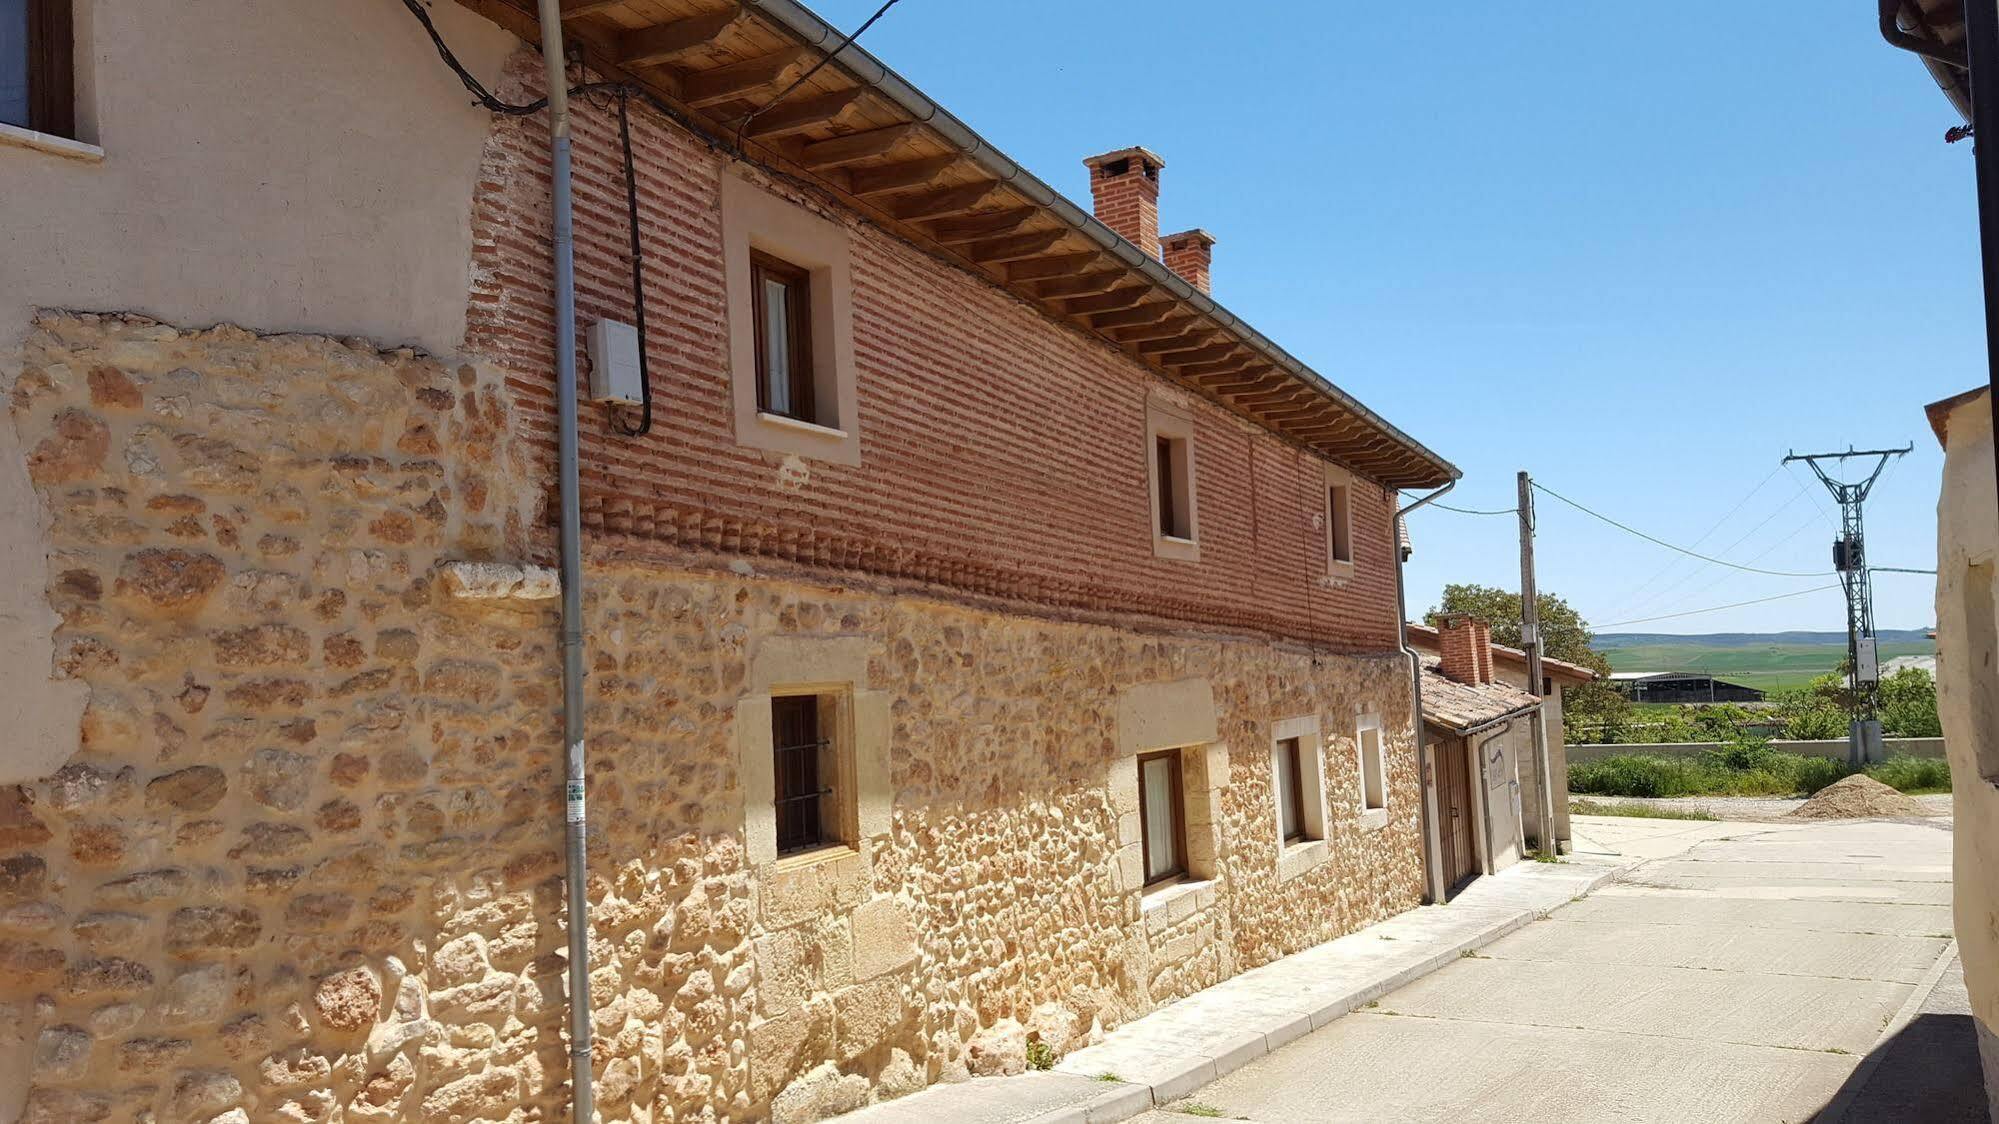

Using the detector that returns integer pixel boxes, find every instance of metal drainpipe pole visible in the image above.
[1969,0,1999,541]
[532,1,594,1120]
[1517,472,1556,859]
[1397,480,1456,904]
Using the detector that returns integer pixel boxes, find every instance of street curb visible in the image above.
[1811,938,1960,1124]
[1028,863,1627,1122]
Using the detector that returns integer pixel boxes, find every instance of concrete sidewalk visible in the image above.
[844,816,1752,1124]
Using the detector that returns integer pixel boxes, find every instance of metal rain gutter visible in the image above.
[1396,481,1454,903]
[739,0,1460,488]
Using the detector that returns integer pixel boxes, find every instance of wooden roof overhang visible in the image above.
[458,0,1460,489]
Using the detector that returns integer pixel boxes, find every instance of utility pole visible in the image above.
[1517,471,1557,859]
[1782,446,1911,767]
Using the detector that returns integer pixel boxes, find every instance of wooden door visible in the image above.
[1437,736,1480,895]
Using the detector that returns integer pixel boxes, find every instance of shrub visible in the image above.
[1569,750,1950,798]
[1868,755,1952,794]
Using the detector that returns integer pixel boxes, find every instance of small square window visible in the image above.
[1274,737,1306,843]
[1357,723,1386,813]
[1137,749,1187,885]
[1,0,72,139]
[1156,435,1191,539]
[751,251,817,425]
[772,693,840,855]
[1327,482,1352,565]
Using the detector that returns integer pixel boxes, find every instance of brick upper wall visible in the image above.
[466,61,1406,652]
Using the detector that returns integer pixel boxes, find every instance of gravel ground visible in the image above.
[1573,792,1952,823]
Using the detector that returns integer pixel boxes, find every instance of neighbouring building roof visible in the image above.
[1405,621,1597,684]
[465,0,1458,488]
[1881,0,1976,120]
[1420,658,1540,735]
[1927,384,1989,447]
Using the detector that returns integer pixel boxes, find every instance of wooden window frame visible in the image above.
[1328,482,1352,564]
[772,692,837,856]
[1275,736,1307,844]
[750,250,816,424]
[1137,749,1188,887]
[1155,434,1183,539]
[1357,721,1387,814]
[5,0,71,138]
[1146,396,1199,560]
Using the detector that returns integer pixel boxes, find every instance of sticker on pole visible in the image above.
[566,768,586,825]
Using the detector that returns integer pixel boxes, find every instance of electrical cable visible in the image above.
[615,85,654,437]
[1606,479,1815,621]
[733,0,905,147]
[1589,583,1843,629]
[1595,464,1787,622]
[1530,481,1832,578]
[1429,501,1516,516]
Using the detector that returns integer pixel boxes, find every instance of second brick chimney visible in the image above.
[1437,615,1490,686]
[1084,146,1165,259]
[1162,229,1215,293]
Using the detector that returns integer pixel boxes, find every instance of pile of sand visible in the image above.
[1790,774,1924,820]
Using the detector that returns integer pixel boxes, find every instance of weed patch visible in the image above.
[1570,747,1947,799]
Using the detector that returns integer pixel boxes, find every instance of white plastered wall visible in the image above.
[0,0,514,782]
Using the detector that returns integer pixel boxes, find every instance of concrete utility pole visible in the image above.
[1783,445,1910,767]
[1517,471,1557,859]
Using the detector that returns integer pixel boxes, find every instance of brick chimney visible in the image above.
[1472,621,1495,685]
[1437,615,1488,686]
[1162,229,1215,293]
[1084,146,1165,259]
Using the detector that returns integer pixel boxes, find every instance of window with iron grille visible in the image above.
[772,694,836,855]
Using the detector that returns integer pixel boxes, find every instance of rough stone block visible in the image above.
[850,896,917,981]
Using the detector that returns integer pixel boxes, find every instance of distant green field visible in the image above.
[1603,641,1934,693]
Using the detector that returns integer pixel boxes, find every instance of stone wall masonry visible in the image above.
[4,311,1421,1120]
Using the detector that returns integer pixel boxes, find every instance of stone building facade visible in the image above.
[0,2,1456,1121]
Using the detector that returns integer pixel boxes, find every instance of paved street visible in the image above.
[1130,818,1962,1124]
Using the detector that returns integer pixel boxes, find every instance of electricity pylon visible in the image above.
[1781,445,1911,766]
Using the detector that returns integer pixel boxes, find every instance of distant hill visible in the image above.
[1591,629,1935,692]
[1593,629,1934,650]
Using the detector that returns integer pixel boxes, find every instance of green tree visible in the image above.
[1424,583,1629,744]
[1878,667,1942,737]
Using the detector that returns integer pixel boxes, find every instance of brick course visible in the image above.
[468,61,1405,654]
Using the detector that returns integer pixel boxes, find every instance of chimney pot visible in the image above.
[1162,229,1216,294]
[1084,146,1166,258]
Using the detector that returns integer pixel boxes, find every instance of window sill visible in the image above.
[1356,807,1389,833]
[773,842,860,873]
[0,122,103,163]
[1140,876,1215,930]
[757,411,847,439]
[1324,560,1356,586]
[1276,838,1329,882]
[1153,533,1201,563]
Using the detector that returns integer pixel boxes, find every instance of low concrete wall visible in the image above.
[1569,738,1947,765]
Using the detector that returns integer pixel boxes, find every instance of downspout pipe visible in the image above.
[532,2,595,1120]
[1396,480,1456,903]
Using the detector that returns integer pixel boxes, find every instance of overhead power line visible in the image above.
[1591,583,1843,629]
[1530,481,1832,578]
[734,0,905,145]
[1596,464,1785,621]
[1430,501,1517,516]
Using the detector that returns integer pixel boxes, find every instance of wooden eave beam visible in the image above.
[1182,357,1261,379]
[848,154,959,196]
[1090,302,1174,329]
[926,207,1038,244]
[682,47,811,108]
[892,181,1001,221]
[617,6,743,68]
[1004,252,1101,282]
[965,228,1070,263]
[1031,271,1124,299]
[1134,330,1217,354]
[797,124,918,169]
[742,87,865,139]
[1114,316,1202,343]
[1156,343,1240,366]
[561,0,625,17]
[1065,286,1150,315]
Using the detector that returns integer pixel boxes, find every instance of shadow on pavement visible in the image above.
[1815,1010,1991,1122]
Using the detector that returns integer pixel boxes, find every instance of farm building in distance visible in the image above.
[1609,672,1766,704]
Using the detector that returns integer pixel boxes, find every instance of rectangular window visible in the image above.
[1,0,71,138]
[1327,482,1352,565]
[772,693,835,855]
[1274,737,1306,843]
[1155,434,1192,540]
[1358,724,1385,812]
[751,250,816,425]
[1137,750,1186,885]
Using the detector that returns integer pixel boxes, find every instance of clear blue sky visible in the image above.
[812,0,1979,635]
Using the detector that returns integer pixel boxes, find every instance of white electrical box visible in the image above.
[587,318,643,405]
